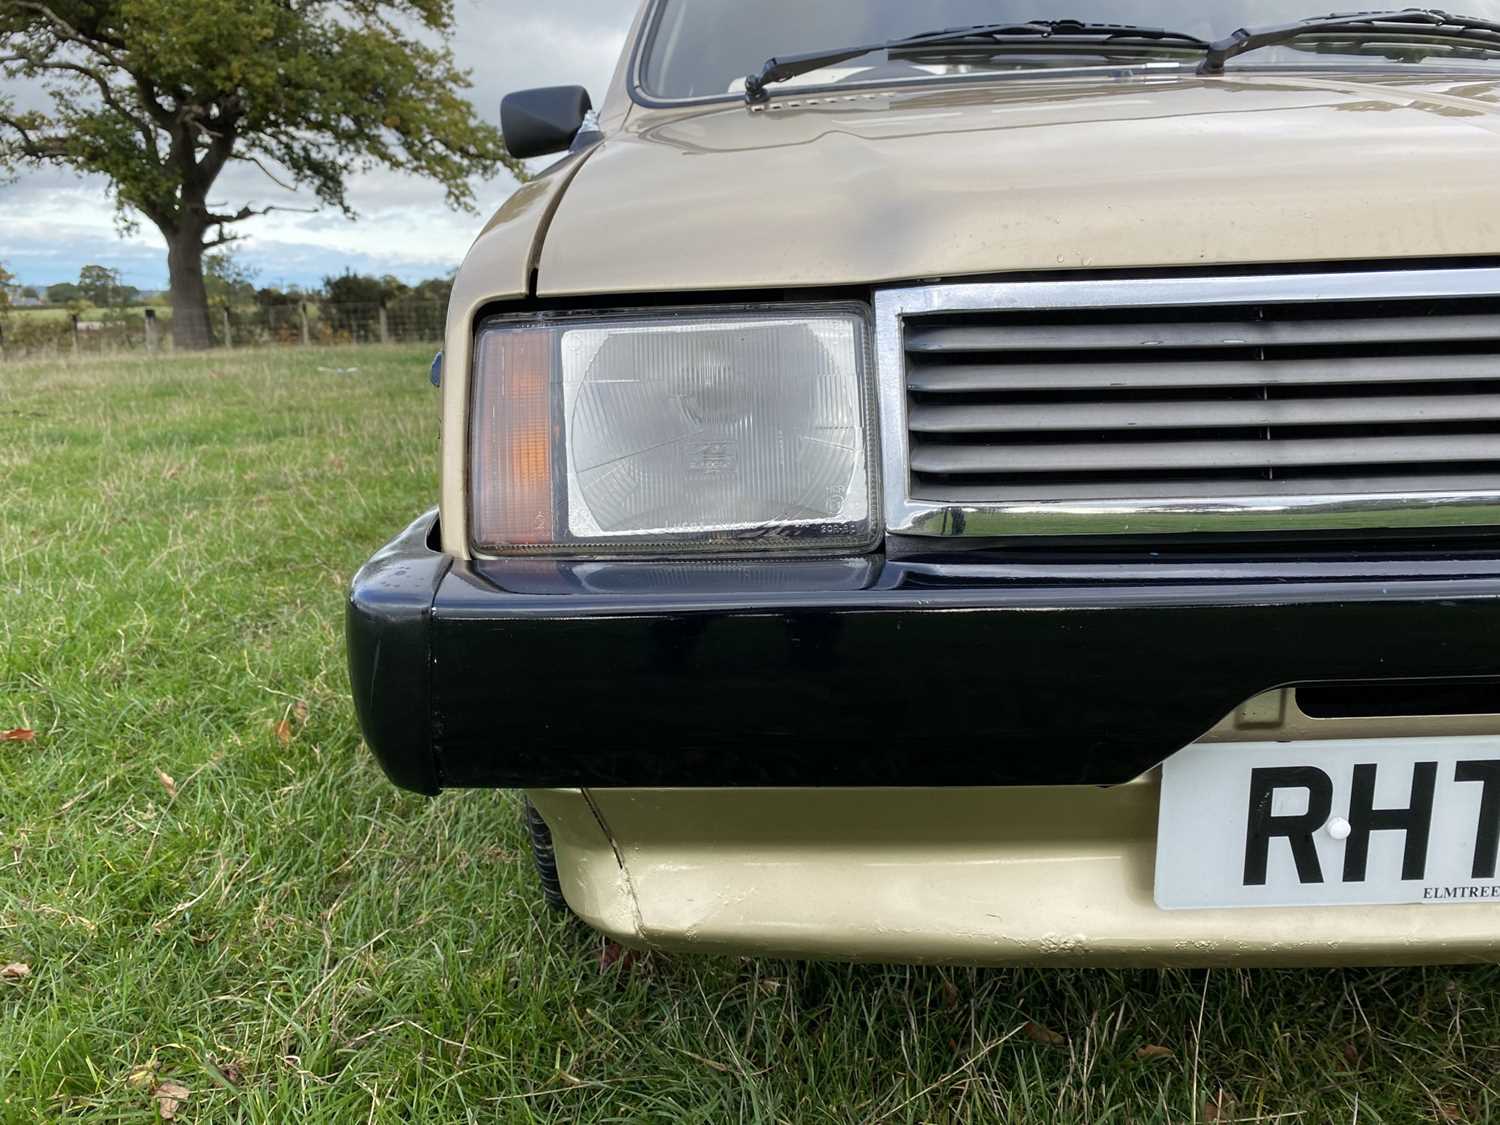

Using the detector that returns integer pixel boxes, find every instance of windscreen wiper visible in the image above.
[743,20,1210,103]
[1200,8,1500,73]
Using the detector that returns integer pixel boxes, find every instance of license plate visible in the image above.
[1155,737,1500,910]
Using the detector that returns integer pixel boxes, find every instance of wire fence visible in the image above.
[0,300,447,360]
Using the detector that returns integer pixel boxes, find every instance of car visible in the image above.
[347,0,1500,967]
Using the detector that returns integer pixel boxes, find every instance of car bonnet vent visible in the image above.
[878,271,1500,536]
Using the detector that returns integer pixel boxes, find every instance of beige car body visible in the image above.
[441,2,1500,964]
[530,693,1500,967]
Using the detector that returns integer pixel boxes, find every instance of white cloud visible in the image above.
[0,1,639,290]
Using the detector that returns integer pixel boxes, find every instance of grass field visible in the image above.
[2,346,1498,1123]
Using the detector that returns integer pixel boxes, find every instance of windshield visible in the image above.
[641,0,1500,99]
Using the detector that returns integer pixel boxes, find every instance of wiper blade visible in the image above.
[1200,8,1500,73]
[743,20,1210,103]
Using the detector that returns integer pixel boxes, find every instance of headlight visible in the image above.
[469,305,878,555]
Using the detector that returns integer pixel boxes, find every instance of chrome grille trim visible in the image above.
[874,268,1500,537]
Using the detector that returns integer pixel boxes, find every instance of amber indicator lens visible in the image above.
[469,327,556,546]
[469,307,876,555]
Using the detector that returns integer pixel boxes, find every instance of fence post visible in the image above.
[300,303,311,346]
[144,308,158,352]
[378,304,389,345]
[221,307,233,349]
[71,313,80,356]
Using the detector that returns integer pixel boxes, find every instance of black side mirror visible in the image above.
[501,86,593,159]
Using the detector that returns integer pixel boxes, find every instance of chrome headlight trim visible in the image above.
[468,302,881,558]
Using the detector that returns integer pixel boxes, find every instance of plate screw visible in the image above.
[1327,816,1352,841]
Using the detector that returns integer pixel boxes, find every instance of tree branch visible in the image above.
[187,117,238,193]
[204,204,257,225]
[198,200,319,250]
[5,3,175,133]
[232,152,298,193]
[13,2,130,68]
[0,111,69,160]
[204,202,319,225]
[0,53,161,159]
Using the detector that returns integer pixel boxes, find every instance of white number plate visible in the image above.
[1155,737,1500,910]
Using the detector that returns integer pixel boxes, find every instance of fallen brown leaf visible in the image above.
[598,939,639,973]
[1437,1104,1465,1123]
[272,719,291,746]
[292,700,309,724]
[1,728,35,743]
[126,1064,157,1091]
[1204,1092,1237,1122]
[154,768,178,799]
[940,979,960,1010]
[1,962,30,980]
[1023,1020,1066,1047]
[153,1081,189,1120]
[1136,1044,1173,1060]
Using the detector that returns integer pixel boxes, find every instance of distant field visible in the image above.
[6,304,169,321]
[2,347,1498,1122]
[8,306,73,322]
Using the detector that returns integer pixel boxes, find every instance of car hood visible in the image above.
[535,70,1500,296]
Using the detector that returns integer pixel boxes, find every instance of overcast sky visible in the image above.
[1,1,637,291]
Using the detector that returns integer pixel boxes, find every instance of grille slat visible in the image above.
[913,434,1500,475]
[910,394,1500,433]
[927,471,1500,502]
[905,313,1500,353]
[903,292,1500,511]
[907,353,1500,393]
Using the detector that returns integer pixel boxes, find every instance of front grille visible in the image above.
[879,270,1500,536]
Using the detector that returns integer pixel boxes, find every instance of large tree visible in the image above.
[0,1,522,348]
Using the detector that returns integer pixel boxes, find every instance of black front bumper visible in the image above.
[347,511,1500,794]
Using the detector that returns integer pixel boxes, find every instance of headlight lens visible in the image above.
[469,305,877,554]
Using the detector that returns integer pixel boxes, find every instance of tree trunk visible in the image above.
[166,228,213,350]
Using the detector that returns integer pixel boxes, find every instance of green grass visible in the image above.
[2,346,1498,1123]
